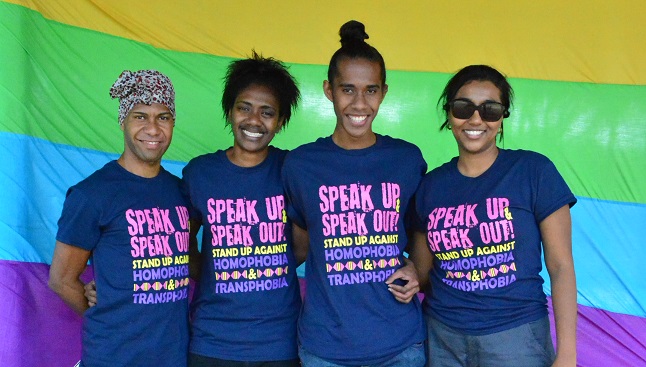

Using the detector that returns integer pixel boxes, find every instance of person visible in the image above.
[182,52,303,367]
[281,20,427,367]
[49,70,191,367]
[410,64,577,367]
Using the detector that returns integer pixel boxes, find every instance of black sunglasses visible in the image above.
[446,99,509,122]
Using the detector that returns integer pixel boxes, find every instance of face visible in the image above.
[449,80,503,157]
[229,84,284,157]
[324,58,387,149]
[121,103,174,169]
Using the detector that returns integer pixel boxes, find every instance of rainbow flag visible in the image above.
[1,1,644,366]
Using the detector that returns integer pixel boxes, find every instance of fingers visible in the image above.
[388,281,420,303]
[84,280,97,307]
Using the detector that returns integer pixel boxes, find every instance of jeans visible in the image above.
[426,315,556,367]
[298,342,425,367]
[188,352,300,367]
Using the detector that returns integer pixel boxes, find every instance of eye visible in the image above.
[237,105,250,112]
[261,110,276,118]
[342,88,354,94]
[366,89,378,95]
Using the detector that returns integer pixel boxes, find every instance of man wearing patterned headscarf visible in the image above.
[49,70,190,367]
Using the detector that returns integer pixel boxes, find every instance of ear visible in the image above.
[119,121,125,131]
[276,117,286,132]
[323,80,334,102]
[381,83,388,101]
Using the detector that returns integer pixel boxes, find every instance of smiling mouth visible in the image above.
[242,129,264,138]
[349,115,368,124]
[140,140,161,146]
[464,130,485,137]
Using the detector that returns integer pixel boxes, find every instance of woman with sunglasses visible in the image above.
[410,65,577,367]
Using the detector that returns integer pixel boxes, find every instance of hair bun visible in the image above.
[339,20,369,46]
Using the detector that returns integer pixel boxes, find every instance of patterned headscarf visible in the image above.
[109,70,176,124]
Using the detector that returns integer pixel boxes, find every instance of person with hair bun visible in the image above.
[281,20,426,367]
[410,65,577,366]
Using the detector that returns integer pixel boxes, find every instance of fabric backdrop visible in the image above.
[1,1,644,366]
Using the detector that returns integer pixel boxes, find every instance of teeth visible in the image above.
[243,129,263,138]
[142,141,160,145]
[349,115,368,122]
[465,130,484,136]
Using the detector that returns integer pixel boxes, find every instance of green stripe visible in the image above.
[2,3,645,204]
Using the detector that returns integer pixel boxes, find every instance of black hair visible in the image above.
[438,65,513,141]
[222,50,300,129]
[327,20,386,86]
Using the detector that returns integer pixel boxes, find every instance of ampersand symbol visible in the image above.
[364,259,374,270]
[471,270,481,282]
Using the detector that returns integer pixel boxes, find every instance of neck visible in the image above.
[117,155,161,178]
[331,129,376,150]
[456,146,499,178]
[226,146,269,168]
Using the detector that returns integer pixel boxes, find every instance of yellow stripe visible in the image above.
[7,0,646,84]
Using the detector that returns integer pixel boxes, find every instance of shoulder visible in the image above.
[379,135,422,153]
[501,149,555,171]
[157,166,181,183]
[268,146,289,161]
[423,158,457,182]
[284,137,329,163]
[183,151,224,174]
[71,161,119,191]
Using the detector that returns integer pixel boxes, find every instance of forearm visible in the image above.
[189,251,202,280]
[49,278,89,316]
[549,263,577,366]
[188,219,202,280]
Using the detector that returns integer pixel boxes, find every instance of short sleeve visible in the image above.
[281,155,307,229]
[181,162,202,223]
[56,187,102,250]
[534,158,577,223]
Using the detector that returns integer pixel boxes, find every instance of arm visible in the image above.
[291,223,309,266]
[48,241,91,316]
[406,230,434,293]
[385,230,432,303]
[188,218,202,280]
[385,257,420,304]
[541,205,577,367]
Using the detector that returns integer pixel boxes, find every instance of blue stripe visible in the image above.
[0,132,185,263]
[2,131,644,317]
[541,197,646,317]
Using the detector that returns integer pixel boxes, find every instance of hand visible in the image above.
[385,259,420,303]
[84,280,97,307]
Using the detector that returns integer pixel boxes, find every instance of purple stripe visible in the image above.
[547,297,646,366]
[0,260,92,367]
[2,260,645,366]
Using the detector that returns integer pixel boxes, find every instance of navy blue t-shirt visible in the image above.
[182,147,301,361]
[282,135,427,365]
[415,149,576,335]
[56,161,190,367]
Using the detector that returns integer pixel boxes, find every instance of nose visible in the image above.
[247,109,262,126]
[468,109,483,124]
[143,118,162,135]
[352,92,369,109]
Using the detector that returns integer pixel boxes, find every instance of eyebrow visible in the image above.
[236,101,276,110]
[338,83,381,89]
[130,111,173,116]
